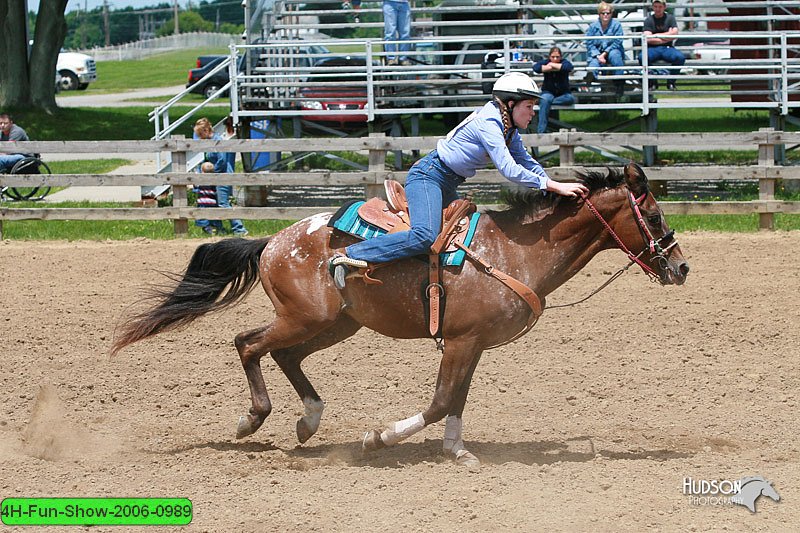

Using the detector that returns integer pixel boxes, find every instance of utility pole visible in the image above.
[103,0,110,46]
[80,0,88,49]
[174,0,180,35]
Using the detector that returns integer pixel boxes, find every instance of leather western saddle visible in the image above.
[353,180,542,348]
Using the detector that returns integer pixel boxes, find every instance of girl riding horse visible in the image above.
[329,72,589,288]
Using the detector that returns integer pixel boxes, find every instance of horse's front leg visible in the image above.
[441,351,483,466]
[362,337,483,465]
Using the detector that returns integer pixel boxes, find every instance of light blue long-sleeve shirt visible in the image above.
[585,18,625,59]
[435,101,550,190]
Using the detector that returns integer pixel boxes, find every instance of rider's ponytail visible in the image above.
[492,97,515,146]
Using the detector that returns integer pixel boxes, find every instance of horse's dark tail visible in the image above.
[111,237,270,356]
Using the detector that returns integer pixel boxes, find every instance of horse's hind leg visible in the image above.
[271,315,362,444]
[233,315,337,439]
[362,337,482,460]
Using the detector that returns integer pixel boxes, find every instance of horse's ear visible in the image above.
[624,162,648,197]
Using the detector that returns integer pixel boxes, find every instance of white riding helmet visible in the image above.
[492,72,541,102]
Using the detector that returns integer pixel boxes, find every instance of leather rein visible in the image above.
[434,189,679,349]
[548,190,679,310]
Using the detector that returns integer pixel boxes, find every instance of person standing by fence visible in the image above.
[193,118,249,236]
[532,47,575,134]
[383,0,411,65]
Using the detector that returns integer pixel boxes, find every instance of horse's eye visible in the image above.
[648,214,661,225]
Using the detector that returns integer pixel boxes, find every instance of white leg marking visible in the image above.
[443,415,465,454]
[380,412,425,447]
[443,415,480,466]
[301,397,325,433]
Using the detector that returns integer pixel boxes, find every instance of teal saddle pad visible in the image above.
[328,200,480,267]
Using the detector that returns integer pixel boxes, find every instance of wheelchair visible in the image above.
[0,154,52,201]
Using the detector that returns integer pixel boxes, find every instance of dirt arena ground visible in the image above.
[1,231,798,531]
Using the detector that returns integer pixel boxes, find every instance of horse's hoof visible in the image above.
[362,430,386,453]
[236,415,256,439]
[296,418,315,444]
[455,450,481,467]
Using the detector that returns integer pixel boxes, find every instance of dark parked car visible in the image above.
[186,55,239,98]
[297,57,370,127]
[196,54,226,69]
[186,44,333,99]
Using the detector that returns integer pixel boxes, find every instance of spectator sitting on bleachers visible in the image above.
[342,0,361,23]
[642,0,686,90]
[532,47,575,134]
[585,1,626,96]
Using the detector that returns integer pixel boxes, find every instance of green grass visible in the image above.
[0,207,294,240]
[669,214,800,232]
[3,202,798,240]
[558,108,790,133]
[58,48,230,94]
[7,106,230,141]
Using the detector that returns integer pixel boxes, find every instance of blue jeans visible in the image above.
[537,91,575,134]
[0,154,25,172]
[346,150,462,263]
[383,0,411,61]
[216,185,247,234]
[646,46,686,78]
[588,48,624,77]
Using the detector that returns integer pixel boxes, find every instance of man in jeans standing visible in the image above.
[383,0,411,65]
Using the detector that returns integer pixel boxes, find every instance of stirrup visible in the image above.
[331,255,368,269]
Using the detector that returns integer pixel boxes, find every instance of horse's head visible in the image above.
[582,163,689,286]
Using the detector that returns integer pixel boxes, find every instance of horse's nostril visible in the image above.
[679,262,690,276]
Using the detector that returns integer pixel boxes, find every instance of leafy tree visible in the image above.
[197,0,244,26]
[0,0,69,112]
[219,22,244,35]
[156,10,213,37]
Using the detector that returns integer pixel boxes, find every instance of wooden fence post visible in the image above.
[758,128,775,231]
[366,132,387,199]
[559,128,575,169]
[171,135,189,236]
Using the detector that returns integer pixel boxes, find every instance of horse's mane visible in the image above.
[500,167,627,218]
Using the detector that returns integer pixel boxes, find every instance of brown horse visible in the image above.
[112,163,688,465]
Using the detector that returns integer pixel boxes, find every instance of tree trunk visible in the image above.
[30,0,69,112]
[0,0,67,112]
[0,0,32,108]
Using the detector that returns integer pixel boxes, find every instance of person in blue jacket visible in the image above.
[532,47,575,134]
[193,118,248,236]
[329,72,589,289]
[585,1,626,95]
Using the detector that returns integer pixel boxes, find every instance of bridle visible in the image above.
[547,188,679,311]
[582,190,678,282]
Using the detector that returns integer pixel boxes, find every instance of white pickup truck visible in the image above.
[57,51,97,91]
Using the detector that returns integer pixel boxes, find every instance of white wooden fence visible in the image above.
[1,131,799,238]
